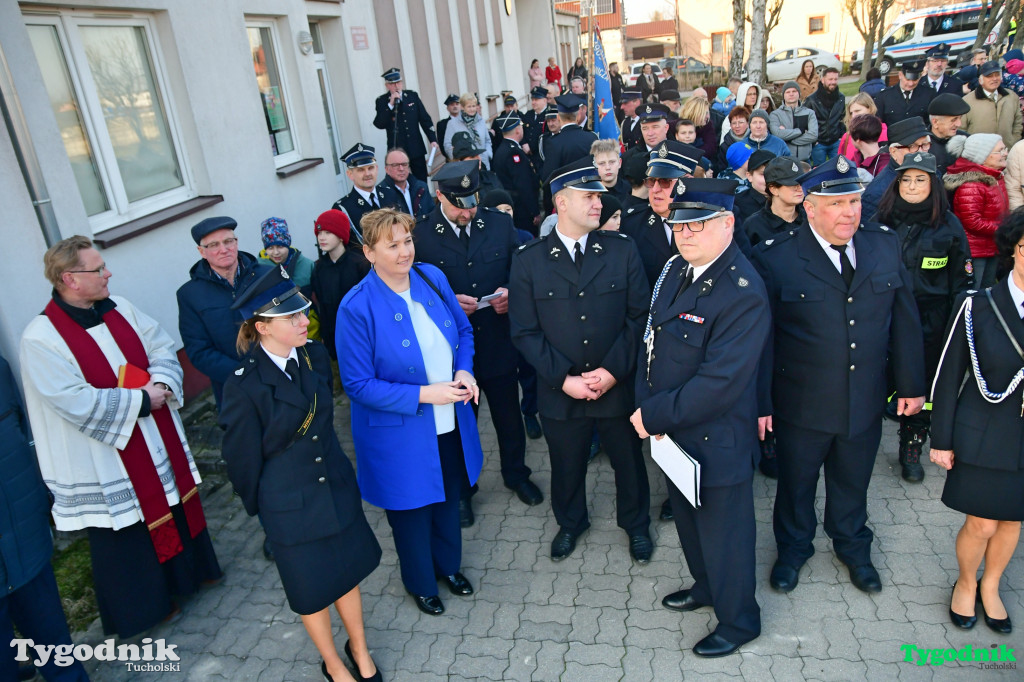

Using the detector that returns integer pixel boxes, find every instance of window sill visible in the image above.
[92,195,224,248]
[276,158,324,178]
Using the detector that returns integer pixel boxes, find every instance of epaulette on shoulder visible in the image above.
[415,212,430,223]
[234,355,258,378]
[760,229,798,249]
[517,236,545,252]
[860,221,896,235]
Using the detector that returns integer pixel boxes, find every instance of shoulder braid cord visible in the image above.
[964,294,1024,415]
[644,255,681,380]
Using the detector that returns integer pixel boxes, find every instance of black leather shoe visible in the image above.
[629,533,653,563]
[411,593,445,615]
[848,564,882,593]
[524,414,543,439]
[459,498,474,528]
[345,640,383,682]
[659,498,674,521]
[550,529,580,561]
[978,588,1013,634]
[949,586,977,630]
[441,572,474,596]
[662,588,708,612]
[769,562,799,592]
[263,537,275,561]
[321,660,334,682]
[693,632,744,657]
[509,479,543,506]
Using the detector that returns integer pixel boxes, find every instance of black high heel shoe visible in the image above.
[345,640,383,682]
[949,585,976,629]
[978,587,1013,634]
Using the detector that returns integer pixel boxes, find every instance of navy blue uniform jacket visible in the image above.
[509,229,650,420]
[492,138,540,232]
[751,223,927,436]
[412,206,520,381]
[372,90,437,158]
[333,186,389,243]
[635,244,771,487]
[540,124,598,182]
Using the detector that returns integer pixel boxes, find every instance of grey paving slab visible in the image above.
[74,391,1022,681]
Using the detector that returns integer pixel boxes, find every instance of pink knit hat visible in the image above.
[1007,59,1024,75]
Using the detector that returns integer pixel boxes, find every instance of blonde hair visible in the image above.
[590,139,620,157]
[235,317,262,355]
[360,208,414,250]
[44,235,93,289]
[844,92,878,129]
[679,97,710,127]
[459,93,478,108]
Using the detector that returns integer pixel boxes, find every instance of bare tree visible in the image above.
[844,0,896,71]
[996,0,1020,46]
[747,0,767,83]
[730,0,746,78]
[973,0,1006,50]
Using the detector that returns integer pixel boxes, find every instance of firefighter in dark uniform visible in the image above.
[509,160,653,564]
[631,183,771,658]
[752,156,927,596]
[870,152,974,482]
[621,103,672,170]
[451,131,504,197]
[373,67,438,181]
[522,86,550,158]
[413,162,543,526]
[927,93,970,176]
[744,157,808,248]
[541,94,598,182]
[332,144,388,245]
[620,90,644,149]
[436,94,461,162]
[538,105,560,165]
[492,113,541,235]
[874,60,934,127]
[922,43,964,96]
[491,94,522,146]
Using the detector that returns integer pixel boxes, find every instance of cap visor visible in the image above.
[566,180,608,192]
[667,208,723,223]
[256,291,312,317]
[809,183,865,196]
[646,164,685,179]
[443,192,479,208]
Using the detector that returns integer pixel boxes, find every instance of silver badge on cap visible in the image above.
[677,182,686,193]
[357,144,363,152]
[658,146,668,158]
[836,156,850,173]
[791,162,798,172]
[645,105,652,114]
[914,153,922,162]
[461,175,471,188]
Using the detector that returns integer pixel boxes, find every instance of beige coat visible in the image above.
[961,86,1023,150]
[1005,138,1024,210]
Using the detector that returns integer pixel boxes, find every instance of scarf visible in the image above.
[460,112,483,149]
[889,193,936,230]
[815,82,840,109]
[44,299,206,562]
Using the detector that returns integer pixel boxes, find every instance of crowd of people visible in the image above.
[5,42,1024,680]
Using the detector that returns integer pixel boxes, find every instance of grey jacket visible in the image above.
[769,104,818,161]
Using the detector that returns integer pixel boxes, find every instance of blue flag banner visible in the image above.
[592,27,620,141]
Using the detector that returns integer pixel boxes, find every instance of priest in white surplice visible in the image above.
[20,236,221,639]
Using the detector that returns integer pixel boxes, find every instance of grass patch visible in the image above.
[51,537,98,633]
[840,80,865,96]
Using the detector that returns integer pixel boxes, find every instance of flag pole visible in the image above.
[587,2,595,132]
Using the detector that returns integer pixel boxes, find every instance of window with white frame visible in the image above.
[246,20,300,166]
[24,10,193,232]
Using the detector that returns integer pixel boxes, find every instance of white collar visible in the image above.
[261,344,299,378]
[809,224,857,270]
[355,186,376,203]
[554,227,589,259]
[691,247,728,281]
[1009,272,1024,319]
[441,211,468,237]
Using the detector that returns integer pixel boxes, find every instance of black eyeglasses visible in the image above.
[669,215,723,233]
[67,264,108,276]
[199,237,239,250]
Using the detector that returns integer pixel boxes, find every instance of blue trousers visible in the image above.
[811,140,840,166]
[0,563,89,682]
[386,429,467,596]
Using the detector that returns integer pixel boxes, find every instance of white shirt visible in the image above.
[691,246,728,281]
[393,181,413,213]
[397,289,456,434]
[355,187,379,207]
[441,212,469,240]
[555,227,589,262]
[809,223,858,273]
[1009,272,1024,319]
[261,344,299,379]
[928,76,943,90]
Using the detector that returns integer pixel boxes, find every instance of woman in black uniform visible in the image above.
[930,212,1024,634]
[219,266,383,682]
[873,153,974,483]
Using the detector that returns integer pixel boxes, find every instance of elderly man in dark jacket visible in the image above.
[0,354,88,682]
[176,217,263,408]
[805,67,846,165]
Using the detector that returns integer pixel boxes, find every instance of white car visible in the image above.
[764,47,842,82]
[625,62,663,88]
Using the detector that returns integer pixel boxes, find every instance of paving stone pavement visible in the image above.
[78,391,1022,681]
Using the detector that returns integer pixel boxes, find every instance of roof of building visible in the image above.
[624,20,676,40]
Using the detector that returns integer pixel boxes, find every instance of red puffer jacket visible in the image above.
[943,157,1008,258]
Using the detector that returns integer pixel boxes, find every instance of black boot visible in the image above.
[898,422,926,483]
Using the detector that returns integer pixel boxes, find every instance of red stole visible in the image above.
[44,300,206,563]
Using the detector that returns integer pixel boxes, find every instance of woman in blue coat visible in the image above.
[219,266,382,682]
[338,208,484,617]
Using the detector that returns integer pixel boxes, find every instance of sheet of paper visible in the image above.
[427,146,437,169]
[476,292,503,309]
[650,436,701,508]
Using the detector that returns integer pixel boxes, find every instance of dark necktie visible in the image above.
[285,358,300,383]
[904,91,911,105]
[460,227,470,250]
[930,80,937,92]
[369,193,379,210]
[672,265,694,303]
[574,242,584,273]
[830,244,855,289]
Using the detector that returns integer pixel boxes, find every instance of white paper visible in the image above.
[475,292,503,309]
[427,146,437,169]
[650,436,701,508]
